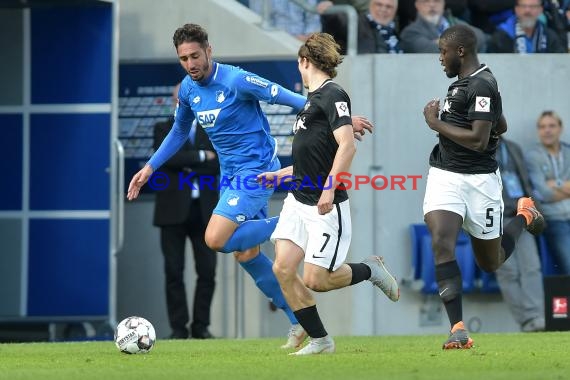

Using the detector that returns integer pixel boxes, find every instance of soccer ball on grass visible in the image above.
[114,316,156,354]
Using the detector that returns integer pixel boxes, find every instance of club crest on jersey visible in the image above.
[245,75,269,88]
[293,116,307,134]
[216,91,225,103]
[227,196,239,206]
[197,109,221,128]
[335,102,350,117]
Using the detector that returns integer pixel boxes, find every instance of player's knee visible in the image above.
[272,261,295,282]
[431,234,456,261]
[302,273,327,292]
[204,231,225,251]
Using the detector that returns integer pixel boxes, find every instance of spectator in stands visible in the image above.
[527,111,570,275]
[399,0,469,30]
[400,0,487,53]
[487,0,566,53]
[495,137,545,333]
[358,0,402,53]
[467,0,515,34]
[321,0,402,54]
[249,0,321,41]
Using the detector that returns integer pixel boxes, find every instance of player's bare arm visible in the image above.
[318,124,356,215]
[127,164,154,200]
[423,99,492,152]
[494,114,507,136]
[256,165,293,188]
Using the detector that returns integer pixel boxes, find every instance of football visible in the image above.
[114,316,156,354]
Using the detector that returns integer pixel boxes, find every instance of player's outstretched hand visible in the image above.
[127,164,153,201]
[256,171,278,188]
[351,116,373,141]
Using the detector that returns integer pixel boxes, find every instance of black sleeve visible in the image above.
[319,87,352,132]
[466,78,500,122]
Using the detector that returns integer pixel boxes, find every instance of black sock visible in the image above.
[293,305,327,338]
[501,215,525,262]
[348,263,371,285]
[435,261,463,326]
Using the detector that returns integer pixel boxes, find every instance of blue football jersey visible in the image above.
[149,62,306,177]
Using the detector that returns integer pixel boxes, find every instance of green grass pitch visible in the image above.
[1,333,569,380]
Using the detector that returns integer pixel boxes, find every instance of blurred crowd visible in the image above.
[243,0,570,54]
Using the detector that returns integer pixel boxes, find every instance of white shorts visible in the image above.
[271,193,351,271]
[423,167,504,239]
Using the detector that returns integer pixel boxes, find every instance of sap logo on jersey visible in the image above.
[197,109,221,128]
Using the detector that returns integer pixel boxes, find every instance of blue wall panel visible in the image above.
[27,219,109,316]
[0,114,23,210]
[30,113,110,210]
[30,5,112,104]
[0,219,23,317]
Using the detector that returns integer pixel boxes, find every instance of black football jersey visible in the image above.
[290,80,352,205]
[429,65,502,174]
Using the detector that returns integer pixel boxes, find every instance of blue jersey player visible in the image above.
[127,24,372,347]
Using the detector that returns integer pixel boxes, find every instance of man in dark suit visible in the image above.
[153,84,220,339]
